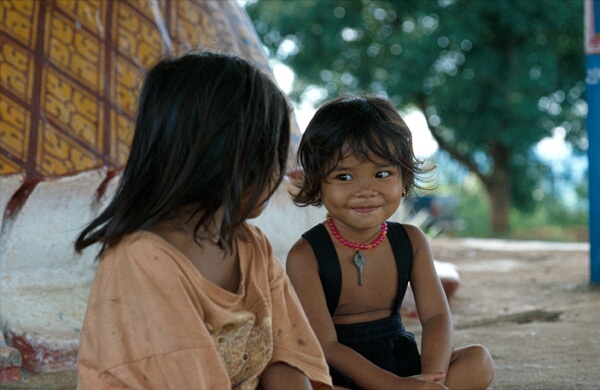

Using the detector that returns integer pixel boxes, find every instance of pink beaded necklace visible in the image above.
[326,213,388,286]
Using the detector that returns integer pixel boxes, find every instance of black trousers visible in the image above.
[330,314,421,389]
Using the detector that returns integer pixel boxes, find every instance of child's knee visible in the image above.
[469,344,495,384]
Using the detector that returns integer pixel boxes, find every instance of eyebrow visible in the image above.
[374,162,394,168]
[331,161,394,172]
[331,165,353,172]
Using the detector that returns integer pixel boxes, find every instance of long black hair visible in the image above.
[293,95,433,207]
[75,51,291,258]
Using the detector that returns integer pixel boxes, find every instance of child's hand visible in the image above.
[405,372,448,389]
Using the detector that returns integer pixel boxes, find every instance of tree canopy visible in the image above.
[246,0,587,235]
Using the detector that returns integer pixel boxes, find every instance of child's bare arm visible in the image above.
[405,224,454,379]
[260,362,312,389]
[287,238,447,390]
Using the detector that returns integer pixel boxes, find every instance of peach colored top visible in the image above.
[77,224,332,389]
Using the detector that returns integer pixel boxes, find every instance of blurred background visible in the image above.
[0,0,594,385]
[241,0,589,243]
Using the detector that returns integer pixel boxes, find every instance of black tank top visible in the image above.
[301,221,414,316]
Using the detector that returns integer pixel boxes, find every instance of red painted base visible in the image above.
[8,333,78,374]
[0,367,22,383]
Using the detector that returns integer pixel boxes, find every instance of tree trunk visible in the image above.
[484,142,512,236]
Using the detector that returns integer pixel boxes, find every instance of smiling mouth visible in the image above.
[352,206,378,213]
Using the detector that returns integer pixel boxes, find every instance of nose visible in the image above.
[353,179,378,197]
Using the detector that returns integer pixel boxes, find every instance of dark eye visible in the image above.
[337,173,353,181]
[376,171,391,178]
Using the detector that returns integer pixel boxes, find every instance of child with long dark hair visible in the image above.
[75,51,332,389]
[287,95,494,389]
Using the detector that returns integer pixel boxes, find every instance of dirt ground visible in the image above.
[2,238,598,389]
[406,238,600,390]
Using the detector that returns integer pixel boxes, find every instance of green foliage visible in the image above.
[509,204,588,242]
[447,175,492,238]
[246,0,587,234]
[440,174,589,242]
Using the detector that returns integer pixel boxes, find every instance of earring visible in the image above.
[402,189,406,197]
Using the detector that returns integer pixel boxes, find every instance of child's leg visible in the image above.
[445,344,495,390]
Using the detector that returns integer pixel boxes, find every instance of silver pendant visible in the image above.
[353,251,366,286]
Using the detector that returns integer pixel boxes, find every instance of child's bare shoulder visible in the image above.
[397,222,427,239]
[287,236,314,258]
[286,237,318,272]
[397,222,431,252]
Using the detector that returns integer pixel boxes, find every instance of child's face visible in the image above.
[320,151,404,232]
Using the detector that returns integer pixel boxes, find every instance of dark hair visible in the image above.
[293,95,433,206]
[75,51,291,258]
